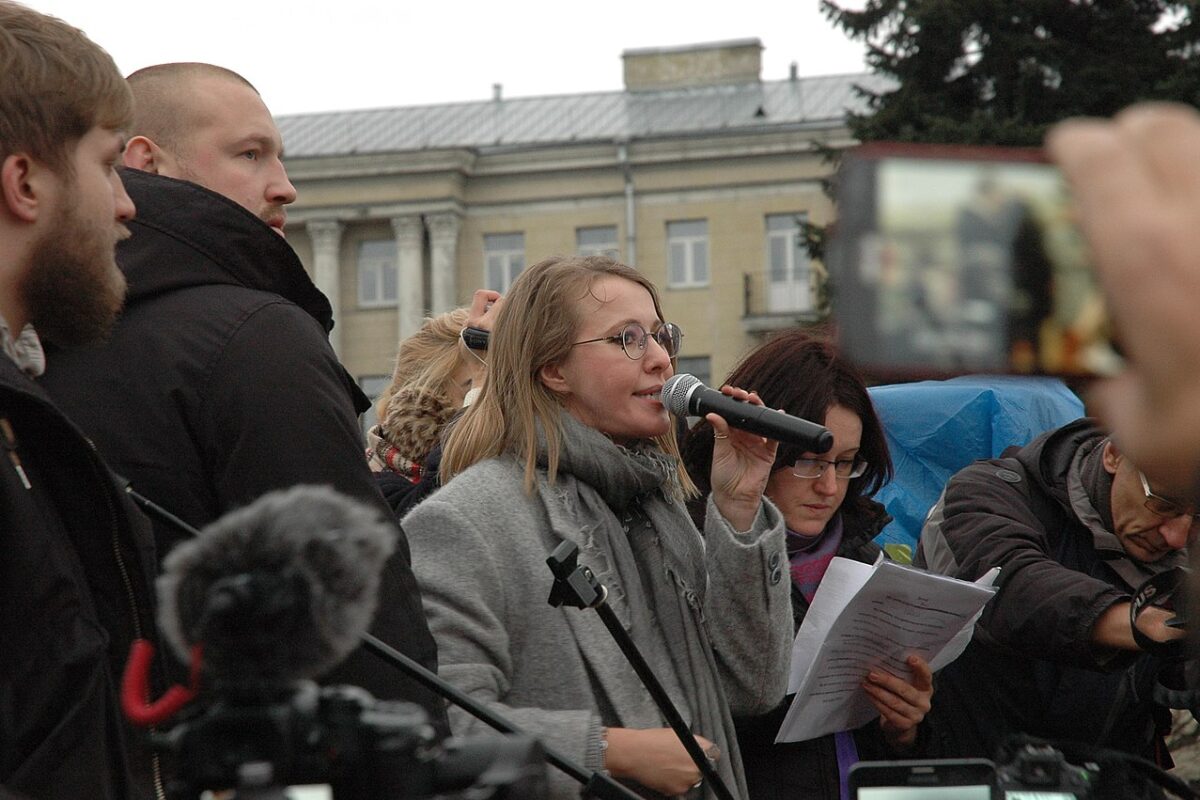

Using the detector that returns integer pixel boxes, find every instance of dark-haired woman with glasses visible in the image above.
[681,329,934,800]
[402,255,794,799]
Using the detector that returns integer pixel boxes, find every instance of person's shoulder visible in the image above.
[406,457,529,520]
[947,456,1031,490]
[439,457,527,501]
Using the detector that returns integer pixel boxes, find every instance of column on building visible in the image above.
[306,220,344,356]
[426,212,461,314]
[391,215,425,341]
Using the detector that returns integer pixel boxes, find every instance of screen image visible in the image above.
[830,144,1122,380]
[857,787,991,799]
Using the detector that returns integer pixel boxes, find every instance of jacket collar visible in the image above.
[116,168,334,333]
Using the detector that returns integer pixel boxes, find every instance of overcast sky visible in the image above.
[25,0,870,117]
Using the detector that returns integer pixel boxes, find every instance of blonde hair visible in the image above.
[377,308,471,418]
[441,255,695,495]
[375,308,472,459]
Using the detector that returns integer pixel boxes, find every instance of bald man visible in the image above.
[41,64,446,731]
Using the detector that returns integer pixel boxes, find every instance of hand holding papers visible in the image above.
[776,557,998,743]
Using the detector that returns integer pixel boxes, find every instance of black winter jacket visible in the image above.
[916,418,1178,764]
[0,356,158,799]
[41,169,447,732]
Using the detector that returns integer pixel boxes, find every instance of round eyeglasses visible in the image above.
[792,457,867,480]
[572,322,683,361]
[1137,470,1200,519]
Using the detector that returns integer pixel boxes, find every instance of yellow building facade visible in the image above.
[278,40,887,413]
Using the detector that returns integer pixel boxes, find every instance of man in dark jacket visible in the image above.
[40,63,446,730]
[0,4,159,797]
[916,418,1192,764]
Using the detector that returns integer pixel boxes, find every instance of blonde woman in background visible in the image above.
[368,289,499,518]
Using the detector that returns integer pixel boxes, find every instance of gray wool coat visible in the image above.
[403,449,792,799]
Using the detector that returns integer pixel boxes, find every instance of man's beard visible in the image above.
[22,199,128,347]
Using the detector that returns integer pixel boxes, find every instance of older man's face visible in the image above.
[161,75,296,236]
[1104,442,1196,563]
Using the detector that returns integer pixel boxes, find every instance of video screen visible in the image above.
[829,143,1122,380]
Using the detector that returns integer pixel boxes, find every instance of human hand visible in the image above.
[1047,103,1200,494]
[604,727,718,797]
[863,655,933,751]
[465,289,503,332]
[707,385,779,532]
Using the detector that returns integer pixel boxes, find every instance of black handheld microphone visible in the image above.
[662,373,833,453]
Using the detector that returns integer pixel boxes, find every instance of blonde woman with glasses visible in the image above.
[402,255,793,799]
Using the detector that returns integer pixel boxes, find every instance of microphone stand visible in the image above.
[121,483,645,800]
[360,634,643,800]
[546,541,737,800]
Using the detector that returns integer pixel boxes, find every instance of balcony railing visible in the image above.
[741,269,827,333]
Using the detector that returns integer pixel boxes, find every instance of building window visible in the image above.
[358,375,390,437]
[484,232,525,292]
[577,226,619,259]
[673,356,711,388]
[357,240,398,308]
[765,213,812,313]
[667,220,709,287]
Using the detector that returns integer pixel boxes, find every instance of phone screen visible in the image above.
[829,142,1122,381]
[857,788,991,799]
[849,759,997,800]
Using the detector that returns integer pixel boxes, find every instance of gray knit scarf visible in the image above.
[535,411,748,799]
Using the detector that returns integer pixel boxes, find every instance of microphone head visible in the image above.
[661,373,701,417]
[157,485,396,684]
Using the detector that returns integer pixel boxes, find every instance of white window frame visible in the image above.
[667,220,709,288]
[765,213,812,313]
[576,225,620,260]
[357,240,399,308]
[483,233,525,293]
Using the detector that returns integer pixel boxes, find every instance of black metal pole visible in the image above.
[547,542,736,800]
[360,634,645,800]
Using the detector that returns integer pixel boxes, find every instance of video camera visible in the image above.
[123,485,547,800]
[849,738,1197,800]
[153,680,543,800]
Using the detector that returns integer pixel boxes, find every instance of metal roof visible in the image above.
[276,72,892,159]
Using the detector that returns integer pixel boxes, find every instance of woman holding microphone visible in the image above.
[402,255,792,799]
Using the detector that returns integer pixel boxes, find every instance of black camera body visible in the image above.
[849,746,1099,799]
[994,745,1096,799]
[155,680,545,800]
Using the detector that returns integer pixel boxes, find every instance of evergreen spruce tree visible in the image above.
[824,0,1199,146]
[803,0,1198,263]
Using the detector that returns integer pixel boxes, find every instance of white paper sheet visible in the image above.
[777,558,998,743]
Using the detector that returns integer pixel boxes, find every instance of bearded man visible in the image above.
[0,3,160,797]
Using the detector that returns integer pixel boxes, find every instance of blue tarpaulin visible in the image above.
[868,375,1085,552]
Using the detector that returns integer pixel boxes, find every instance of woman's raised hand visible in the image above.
[707,385,778,532]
